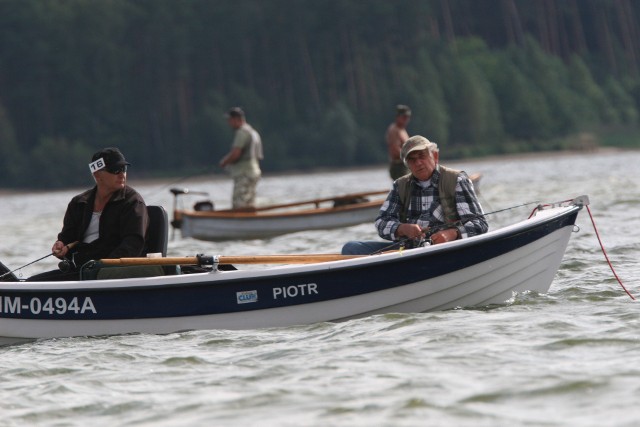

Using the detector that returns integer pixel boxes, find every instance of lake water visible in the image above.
[1,150,639,426]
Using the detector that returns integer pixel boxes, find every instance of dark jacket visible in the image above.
[58,185,148,267]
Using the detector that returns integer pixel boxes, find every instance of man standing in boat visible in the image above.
[219,107,264,210]
[342,136,487,255]
[386,104,411,180]
[29,148,148,280]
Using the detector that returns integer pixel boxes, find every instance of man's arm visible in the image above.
[219,147,243,167]
[54,199,81,259]
[375,184,408,240]
[220,128,249,167]
[386,126,403,159]
[453,173,488,238]
[375,182,426,241]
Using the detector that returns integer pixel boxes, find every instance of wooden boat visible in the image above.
[0,196,588,345]
[171,189,389,241]
[170,174,482,241]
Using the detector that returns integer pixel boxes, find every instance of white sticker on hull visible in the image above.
[236,290,258,304]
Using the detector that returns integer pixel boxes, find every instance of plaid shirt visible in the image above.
[375,168,488,242]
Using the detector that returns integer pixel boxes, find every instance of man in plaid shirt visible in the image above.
[342,136,487,255]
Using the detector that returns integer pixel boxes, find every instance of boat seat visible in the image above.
[95,265,166,280]
[146,205,169,257]
[80,262,171,281]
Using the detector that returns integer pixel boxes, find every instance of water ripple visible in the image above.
[2,153,640,426]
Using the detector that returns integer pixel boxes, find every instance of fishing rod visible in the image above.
[369,201,540,255]
[0,241,79,280]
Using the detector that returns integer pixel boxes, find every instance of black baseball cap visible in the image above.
[225,107,245,118]
[89,147,130,173]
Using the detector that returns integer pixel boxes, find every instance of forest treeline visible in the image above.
[1,0,640,188]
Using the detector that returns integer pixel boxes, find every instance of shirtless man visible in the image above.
[386,105,411,180]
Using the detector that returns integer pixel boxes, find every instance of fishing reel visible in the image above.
[418,238,432,248]
[418,226,437,247]
[58,260,73,273]
[58,255,78,273]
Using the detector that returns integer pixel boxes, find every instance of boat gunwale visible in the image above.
[0,204,581,292]
[179,199,385,219]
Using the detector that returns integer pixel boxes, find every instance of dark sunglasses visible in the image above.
[105,165,128,175]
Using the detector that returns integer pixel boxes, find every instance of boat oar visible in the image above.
[100,253,365,267]
[0,241,79,279]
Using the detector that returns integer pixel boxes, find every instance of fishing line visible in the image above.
[528,199,573,219]
[585,205,636,301]
[369,201,539,255]
[0,253,54,280]
[0,242,79,280]
[142,166,214,205]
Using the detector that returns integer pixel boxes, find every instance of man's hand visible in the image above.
[220,147,243,168]
[430,228,460,245]
[52,240,69,259]
[396,224,425,240]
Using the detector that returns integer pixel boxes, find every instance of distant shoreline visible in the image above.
[259,146,628,177]
[0,146,632,195]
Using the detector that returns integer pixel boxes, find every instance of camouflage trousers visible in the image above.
[232,175,259,209]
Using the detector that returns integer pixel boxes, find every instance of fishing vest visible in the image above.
[397,165,460,224]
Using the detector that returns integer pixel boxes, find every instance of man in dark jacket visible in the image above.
[29,148,148,280]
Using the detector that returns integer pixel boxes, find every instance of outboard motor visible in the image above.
[333,196,368,208]
[170,187,211,228]
[194,200,215,211]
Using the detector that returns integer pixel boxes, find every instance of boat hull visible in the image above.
[0,205,580,342]
[180,202,383,240]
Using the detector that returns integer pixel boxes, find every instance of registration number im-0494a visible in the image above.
[0,296,97,316]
